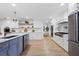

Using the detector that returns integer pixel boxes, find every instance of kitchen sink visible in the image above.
[0,35,18,39]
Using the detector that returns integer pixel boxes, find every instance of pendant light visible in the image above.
[13,11,17,22]
[11,3,17,22]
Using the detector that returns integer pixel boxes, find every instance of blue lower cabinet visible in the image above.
[0,35,24,56]
[0,48,8,56]
[8,38,18,56]
[17,36,23,55]
[0,42,9,56]
[23,34,28,48]
[8,44,17,56]
[9,38,17,46]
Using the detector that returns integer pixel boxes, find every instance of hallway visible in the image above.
[21,36,69,56]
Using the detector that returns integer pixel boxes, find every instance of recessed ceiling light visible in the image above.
[11,3,16,7]
[26,17,29,19]
[60,3,64,6]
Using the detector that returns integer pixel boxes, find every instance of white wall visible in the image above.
[0,18,19,34]
[1,19,19,28]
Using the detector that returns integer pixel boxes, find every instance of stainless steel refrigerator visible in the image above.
[68,11,79,56]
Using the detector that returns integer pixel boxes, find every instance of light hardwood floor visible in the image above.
[21,36,69,56]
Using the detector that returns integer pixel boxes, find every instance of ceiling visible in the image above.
[0,3,68,23]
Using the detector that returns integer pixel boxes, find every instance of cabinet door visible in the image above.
[17,36,23,55]
[24,34,29,45]
[24,35,27,47]
[8,44,17,56]
[9,38,17,46]
[64,40,68,52]
[8,38,18,56]
[0,48,8,56]
[0,42,9,56]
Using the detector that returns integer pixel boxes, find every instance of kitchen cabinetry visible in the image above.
[8,44,17,56]
[63,34,68,52]
[0,48,8,56]
[64,40,68,51]
[29,32,43,40]
[17,36,23,55]
[53,19,68,52]
[23,34,29,50]
[8,36,23,56]
[8,38,18,56]
[0,33,29,56]
[53,34,68,52]
[53,35,64,47]
[24,34,28,45]
[0,42,8,56]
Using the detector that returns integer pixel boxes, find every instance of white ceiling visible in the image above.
[0,3,68,23]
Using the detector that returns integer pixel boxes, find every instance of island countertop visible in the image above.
[0,32,29,43]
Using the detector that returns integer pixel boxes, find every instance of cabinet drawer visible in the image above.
[0,42,8,52]
[9,38,17,46]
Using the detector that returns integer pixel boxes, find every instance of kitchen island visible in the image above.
[0,32,29,56]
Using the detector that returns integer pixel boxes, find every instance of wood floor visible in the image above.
[21,36,69,56]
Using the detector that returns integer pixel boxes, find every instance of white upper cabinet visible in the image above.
[68,3,79,15]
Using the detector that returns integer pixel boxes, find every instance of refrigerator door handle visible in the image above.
[75,13,78,42]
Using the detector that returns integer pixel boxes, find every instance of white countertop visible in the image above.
[0,32,29,44]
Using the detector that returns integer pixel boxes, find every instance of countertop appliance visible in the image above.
[68,11,79,56]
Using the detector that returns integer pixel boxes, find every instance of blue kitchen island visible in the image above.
[0,32,29,56]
